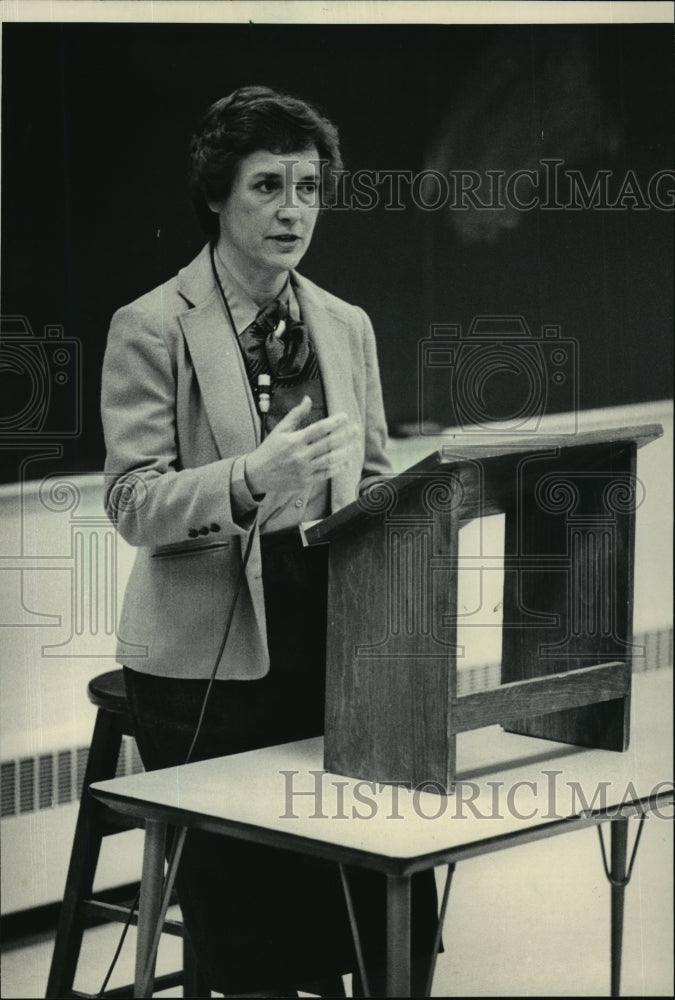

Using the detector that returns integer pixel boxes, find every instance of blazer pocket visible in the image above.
[151,540,231,559]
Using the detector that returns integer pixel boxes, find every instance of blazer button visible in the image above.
[199,526,210,535]
[188,529,199,538]
[294,498,304,508]
[210,523,221,532]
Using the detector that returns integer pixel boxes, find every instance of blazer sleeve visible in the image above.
[356,306,393,480]
[101,302,256,548]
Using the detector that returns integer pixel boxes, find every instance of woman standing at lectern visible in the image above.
[101,85,438,997]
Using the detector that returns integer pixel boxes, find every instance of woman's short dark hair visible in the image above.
[188,85,343,236]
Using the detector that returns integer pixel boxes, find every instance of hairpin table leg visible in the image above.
[424,863,455,998]
[597,814,646,998]
[339,865,371,998]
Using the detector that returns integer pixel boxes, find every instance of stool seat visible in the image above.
[87,668,129,715]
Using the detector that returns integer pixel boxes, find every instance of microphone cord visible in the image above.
[97,253,270,994]
[136,514,259,998]
[96,513,259,997]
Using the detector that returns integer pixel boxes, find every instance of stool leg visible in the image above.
[182,932,212,998]
[46,708,125,999]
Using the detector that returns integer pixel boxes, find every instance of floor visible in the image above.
[2,813,672,998]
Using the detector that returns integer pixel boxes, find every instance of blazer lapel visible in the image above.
[177,247,261,457]
[293,273,360,511]
[174,252,361,511]
[293,274,354,420]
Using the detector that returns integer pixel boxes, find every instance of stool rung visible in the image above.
[81,899,184,936]
[69,970,185,999]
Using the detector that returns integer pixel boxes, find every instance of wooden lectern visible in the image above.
[303,423,662,792]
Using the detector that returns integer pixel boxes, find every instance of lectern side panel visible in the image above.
[325,655,453,788]
[323,506,458,791]
[501,443,636,750]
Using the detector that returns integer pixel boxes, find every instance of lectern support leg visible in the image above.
[386,873,411,997]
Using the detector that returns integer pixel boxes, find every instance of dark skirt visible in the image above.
[123,532,438,994]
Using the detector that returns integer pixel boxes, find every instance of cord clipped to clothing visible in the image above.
[100,248,288,997]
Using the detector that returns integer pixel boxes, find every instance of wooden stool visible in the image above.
[46,669,210,998]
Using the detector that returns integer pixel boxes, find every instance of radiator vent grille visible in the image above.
[1,762,16,817]
[1,736,143,819]
[0,626,671,820]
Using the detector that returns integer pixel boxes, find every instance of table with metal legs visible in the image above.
[91,669,672,998]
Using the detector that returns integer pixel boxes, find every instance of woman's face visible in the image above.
[211,146,321,283]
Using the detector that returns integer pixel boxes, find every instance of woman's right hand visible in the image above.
[244,396,359,496]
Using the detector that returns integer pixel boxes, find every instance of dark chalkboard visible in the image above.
[1,22,672,484]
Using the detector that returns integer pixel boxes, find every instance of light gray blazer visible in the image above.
[101,243,391,679]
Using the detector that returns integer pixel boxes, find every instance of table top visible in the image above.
[91,670,673,876]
